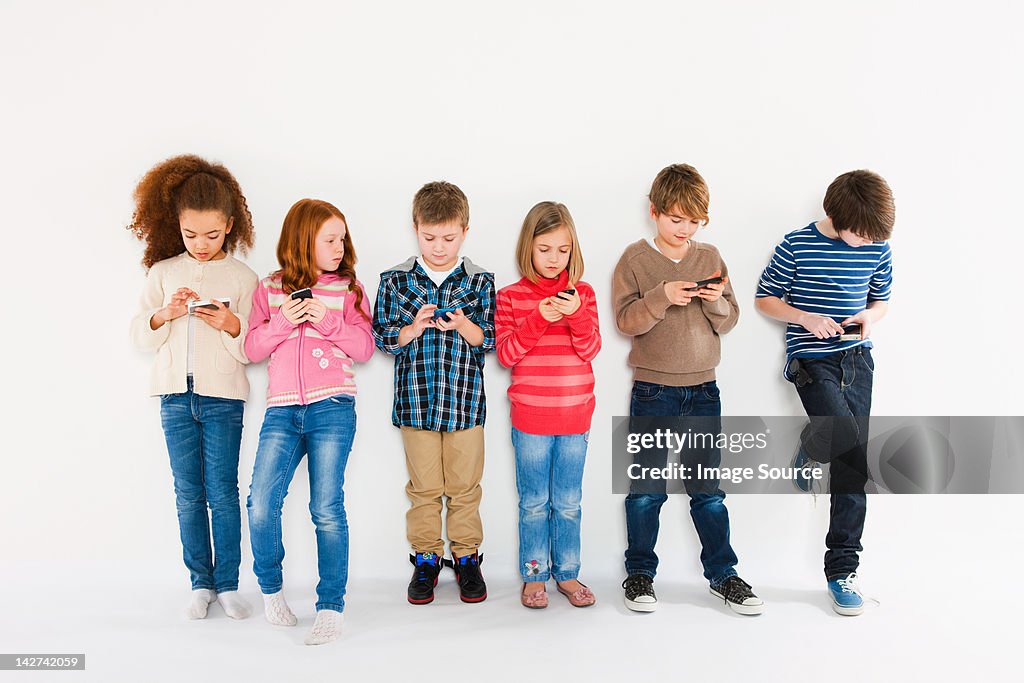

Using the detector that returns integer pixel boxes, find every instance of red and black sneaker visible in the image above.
[449,552,487,603]
[408,552,442,605]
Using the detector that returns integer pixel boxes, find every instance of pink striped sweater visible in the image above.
[245,272,374,406]
[495,271,601,435]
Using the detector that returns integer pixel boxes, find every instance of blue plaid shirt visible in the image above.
[373,256,496,431]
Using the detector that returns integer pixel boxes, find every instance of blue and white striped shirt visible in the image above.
[756,223,892,368]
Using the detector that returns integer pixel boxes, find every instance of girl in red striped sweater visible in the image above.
[495,201,602,609]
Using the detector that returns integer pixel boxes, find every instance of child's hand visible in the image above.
[841,311,874,339]
[799,313,845,339]
[696,274,728,303]
[435,308,468,332]
[538,298,565,322]
[664,281,697,306]
[280,297,309,325]
[549,290,581,316]
[405,304,438,338]
[194,299,241,337]
[152,288,198,328]
[304,299,328,324]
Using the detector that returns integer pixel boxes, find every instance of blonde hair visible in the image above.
[515,201,585,284]
[412,180,469,227]
[648,163,710,223]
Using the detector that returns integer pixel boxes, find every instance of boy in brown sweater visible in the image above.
[613,163,763,615]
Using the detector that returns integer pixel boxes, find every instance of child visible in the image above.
[372,181,496,605]
[612,163,764,615]
[244,198,374,645]
[496,201,601,609]
[128,154,258,620]
[755,169,894,616]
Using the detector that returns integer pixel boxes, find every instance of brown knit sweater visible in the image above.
[612,239,739,386]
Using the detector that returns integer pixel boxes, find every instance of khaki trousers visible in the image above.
[400,426,484,557]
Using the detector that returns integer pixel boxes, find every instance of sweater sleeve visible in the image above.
[244,279,296,363]
[699,259,740,335]
[612,252,672,336]
[495,288,551,368]
[219,267,259,364]
[566,285,602,362]
[310,281,376,362]
[129,261,171,352]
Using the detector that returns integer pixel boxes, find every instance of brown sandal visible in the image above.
[521,584,548,609]
[556,582,596,607]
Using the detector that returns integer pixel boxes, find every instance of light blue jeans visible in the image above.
[512,427,589,582]
[247,395,355,612]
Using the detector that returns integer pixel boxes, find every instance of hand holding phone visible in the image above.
[684,276,724,291]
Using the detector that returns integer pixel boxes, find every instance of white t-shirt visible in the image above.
[417,256,463,287]
[649,238,683,263]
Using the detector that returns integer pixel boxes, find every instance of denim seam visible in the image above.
[267,429,307,590]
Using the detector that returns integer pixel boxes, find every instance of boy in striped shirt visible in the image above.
[755,169,895,616]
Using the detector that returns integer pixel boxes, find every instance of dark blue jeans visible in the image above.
[160,378,245,592]
[624,380,738,585]
[791,347,873,580]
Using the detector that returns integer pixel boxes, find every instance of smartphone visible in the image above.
[291,288,313,300]
[839,323,862,341]
[684,276,724,291]
[188,297,230,313]
[555,288,576,301]
[432,307,457,322]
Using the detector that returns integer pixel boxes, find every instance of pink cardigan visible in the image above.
[245,272,374,406]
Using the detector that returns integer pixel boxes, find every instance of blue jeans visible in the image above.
[160,378,244,592]
[791,347,873,580]
[247,396,356,612]
[511,428,589,582]
[624,380,739,585]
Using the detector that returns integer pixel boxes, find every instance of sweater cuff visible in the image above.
[700,296,731,317]
[524,307,552,335]
[642,281,673,318]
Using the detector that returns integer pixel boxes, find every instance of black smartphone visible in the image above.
[291,288,313,300]
[684,276,724,291]
[556,288,576,301]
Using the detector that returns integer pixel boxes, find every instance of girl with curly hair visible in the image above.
[244,198,374,645]
[128,154,259,620]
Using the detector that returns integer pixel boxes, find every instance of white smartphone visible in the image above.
[188,297,231,313]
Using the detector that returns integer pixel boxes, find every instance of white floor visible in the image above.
[5,512,1021,683]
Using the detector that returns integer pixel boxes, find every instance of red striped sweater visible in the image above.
[495,271,601,435]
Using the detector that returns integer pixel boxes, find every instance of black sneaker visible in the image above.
[449,552,487,603]
[709,575,764,615]
[622,574,657,612]
[408,552,442,605]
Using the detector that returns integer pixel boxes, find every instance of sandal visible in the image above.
[521,584,548,609]
[556,581,596,608]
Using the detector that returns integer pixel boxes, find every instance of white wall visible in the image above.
[2,0,1022,591]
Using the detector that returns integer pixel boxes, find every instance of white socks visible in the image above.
[263,591,298,626]
[304,609,343,646]
[218,590,252,619]
[185,589,216,620]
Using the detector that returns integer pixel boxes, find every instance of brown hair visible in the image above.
[823,170,895,242]
[127,154,255,268]
[274,198,370,320]
[648,163,710,223]
[515,201,585,285]
[412,181,470,228]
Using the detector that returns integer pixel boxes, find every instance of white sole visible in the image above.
[624,597,657,612]
[831,600,864,616]
[709,588,765,615]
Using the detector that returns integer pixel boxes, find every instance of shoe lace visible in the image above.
[457,555,482,583]
[719,576,754,601]
[837,573,880,606]
[622,575,652,598]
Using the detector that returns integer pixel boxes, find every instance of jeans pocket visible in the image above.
[702,381,721,401]
[632,381,664,402]
[860,350,875,374]
[327,394,354,405]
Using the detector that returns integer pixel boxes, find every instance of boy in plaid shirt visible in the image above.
[373,181,496,604]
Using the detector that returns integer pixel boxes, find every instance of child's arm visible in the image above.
[243,280,298,363]
[218,270,258,363]
[754,297,845,339]
[130,262,173,351]
[612,253,673,336]
[697,265,739,335]
[446,275,496,351]
[562,287,602,362]
[307,283,376,362]
[841,243,893,337]
[494,288,551,367]
[372,275,411,355]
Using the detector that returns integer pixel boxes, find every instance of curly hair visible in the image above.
[127,154,255,268]
[275,198,371,321]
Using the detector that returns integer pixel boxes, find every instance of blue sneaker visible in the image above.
[793,447,821,493]
[828,572,867,615]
